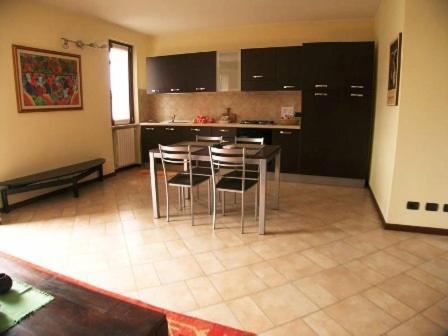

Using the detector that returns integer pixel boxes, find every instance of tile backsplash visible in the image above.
[139,89,301,123]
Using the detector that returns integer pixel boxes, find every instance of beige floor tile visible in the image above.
[251,284,318,325]
[269,253,322,281]
[139,282,198,313]
[303,311,351,336]
[186,276,222,307]
[187,303,242,330]
[360,250,413,277]
[209,267,266,300]
[307,266,371,300]
[183,234,227,253]
[419,257,448,282]
[312,240,366,264]
[343,260,386,285]
[213,245,262,269]
[133,263,161,289]
[260,318,317,336]
[193,252,225,275]
[249,262,288,287]
[422,297,448,330]
[325,295,399,336]
[379,274,444,312]
[227,296,274,333]
[87,267,136,292]
[387,315,446,336]
[395,238,445,261]
[165,239,191,258]
[127,242,172,264]
[406,267,448,294]
[302,248,339,269]
[153,255,203,284]
[294,277,338,308]
[385,245,425,266]
[249,236,310,260]
[363,287,416,321]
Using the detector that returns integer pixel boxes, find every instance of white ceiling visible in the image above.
[38,0,380,35]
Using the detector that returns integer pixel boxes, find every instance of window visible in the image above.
[109,40,134,125]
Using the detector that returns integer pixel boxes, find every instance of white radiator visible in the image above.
[113,127,137,168]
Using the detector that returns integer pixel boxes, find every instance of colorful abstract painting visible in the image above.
[12,45,83,112]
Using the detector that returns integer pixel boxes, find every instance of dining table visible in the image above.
[148,141,281,235]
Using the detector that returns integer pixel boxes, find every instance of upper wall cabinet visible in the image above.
[241,46,303,91]
[241,48,277,91]
[276,46,302,91]
[147,52,216,94]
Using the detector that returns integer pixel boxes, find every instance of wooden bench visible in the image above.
[0,158,105,213]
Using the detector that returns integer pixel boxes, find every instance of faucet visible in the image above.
[170,113,176,123]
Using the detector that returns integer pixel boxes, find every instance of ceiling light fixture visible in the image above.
[61,37,108,50]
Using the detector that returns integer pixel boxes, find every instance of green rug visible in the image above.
[0,279,54,333]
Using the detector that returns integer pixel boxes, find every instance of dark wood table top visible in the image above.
[150,142,280,160]
[0,254,168,336]
[0,159,105,188]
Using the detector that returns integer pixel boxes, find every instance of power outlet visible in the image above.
[406,201,420,210]
[425,203,439,211]
[443,204,448,213]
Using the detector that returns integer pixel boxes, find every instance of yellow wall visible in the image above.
[0,0,151,205]
[150,19,374,55]
[371,0,448,229]
[388,0,448,228]
[369,0,404,219]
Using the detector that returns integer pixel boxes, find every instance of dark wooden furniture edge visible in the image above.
[368,185,448,236]
[0,162,112,214]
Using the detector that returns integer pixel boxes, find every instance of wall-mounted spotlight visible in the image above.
[61,37,107,50]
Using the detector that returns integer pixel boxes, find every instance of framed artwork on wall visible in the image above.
[387,33,402,106]
[12,45,83,112]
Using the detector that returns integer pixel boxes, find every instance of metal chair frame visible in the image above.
[159,144,210,225]
[209,146,258,233]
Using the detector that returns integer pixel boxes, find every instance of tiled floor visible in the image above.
[1,168,447,335]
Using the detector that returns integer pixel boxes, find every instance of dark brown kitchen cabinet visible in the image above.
[211,127,237,143]
[300,42,374,179]
[272,129,300,173]
[187,52,216,92]
[180,126,211,141]
[241,48,277,91]
[141,126,162,163]
[147,52,216,94]
[276,46,302,91]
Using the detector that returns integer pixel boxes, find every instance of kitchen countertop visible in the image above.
[139,121,300,130]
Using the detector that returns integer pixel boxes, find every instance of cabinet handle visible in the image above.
[279,131,292,135]
[151,89,160,93]
[283,85,296,89]
[350,85,365,89]
[195,87,206,91]
[191,128,200,132]
[219,129,229,132]
[314,92,328,96]
[252,75,264,79]
[170,88,180,92]
[145,127,155,131]
[315,84,328,88]
[350,93,364,97]
[165,127,175,131]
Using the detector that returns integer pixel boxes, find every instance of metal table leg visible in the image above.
[273,150,281,210]
[149,151,160,219]
[258,159,267,235]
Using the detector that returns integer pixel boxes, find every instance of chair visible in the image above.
[159,144,210,225]
[193,135,223,176]
[209,146,259,233]
[234,136,264,145]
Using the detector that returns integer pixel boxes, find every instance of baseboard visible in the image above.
[367,186,448,236]
[0,172,115,213]
[115,163,141,172]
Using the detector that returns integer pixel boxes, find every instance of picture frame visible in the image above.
[12,45,83,112]
[387,33,402,106]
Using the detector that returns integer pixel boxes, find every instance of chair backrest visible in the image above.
[234,136,264,145]
[196,135,223,143]
[209,146,246,190]
[159,145,193,183]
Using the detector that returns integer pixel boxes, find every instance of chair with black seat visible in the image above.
[159,144,210,225]
[209,146,258,233]
[192,135,223,176]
